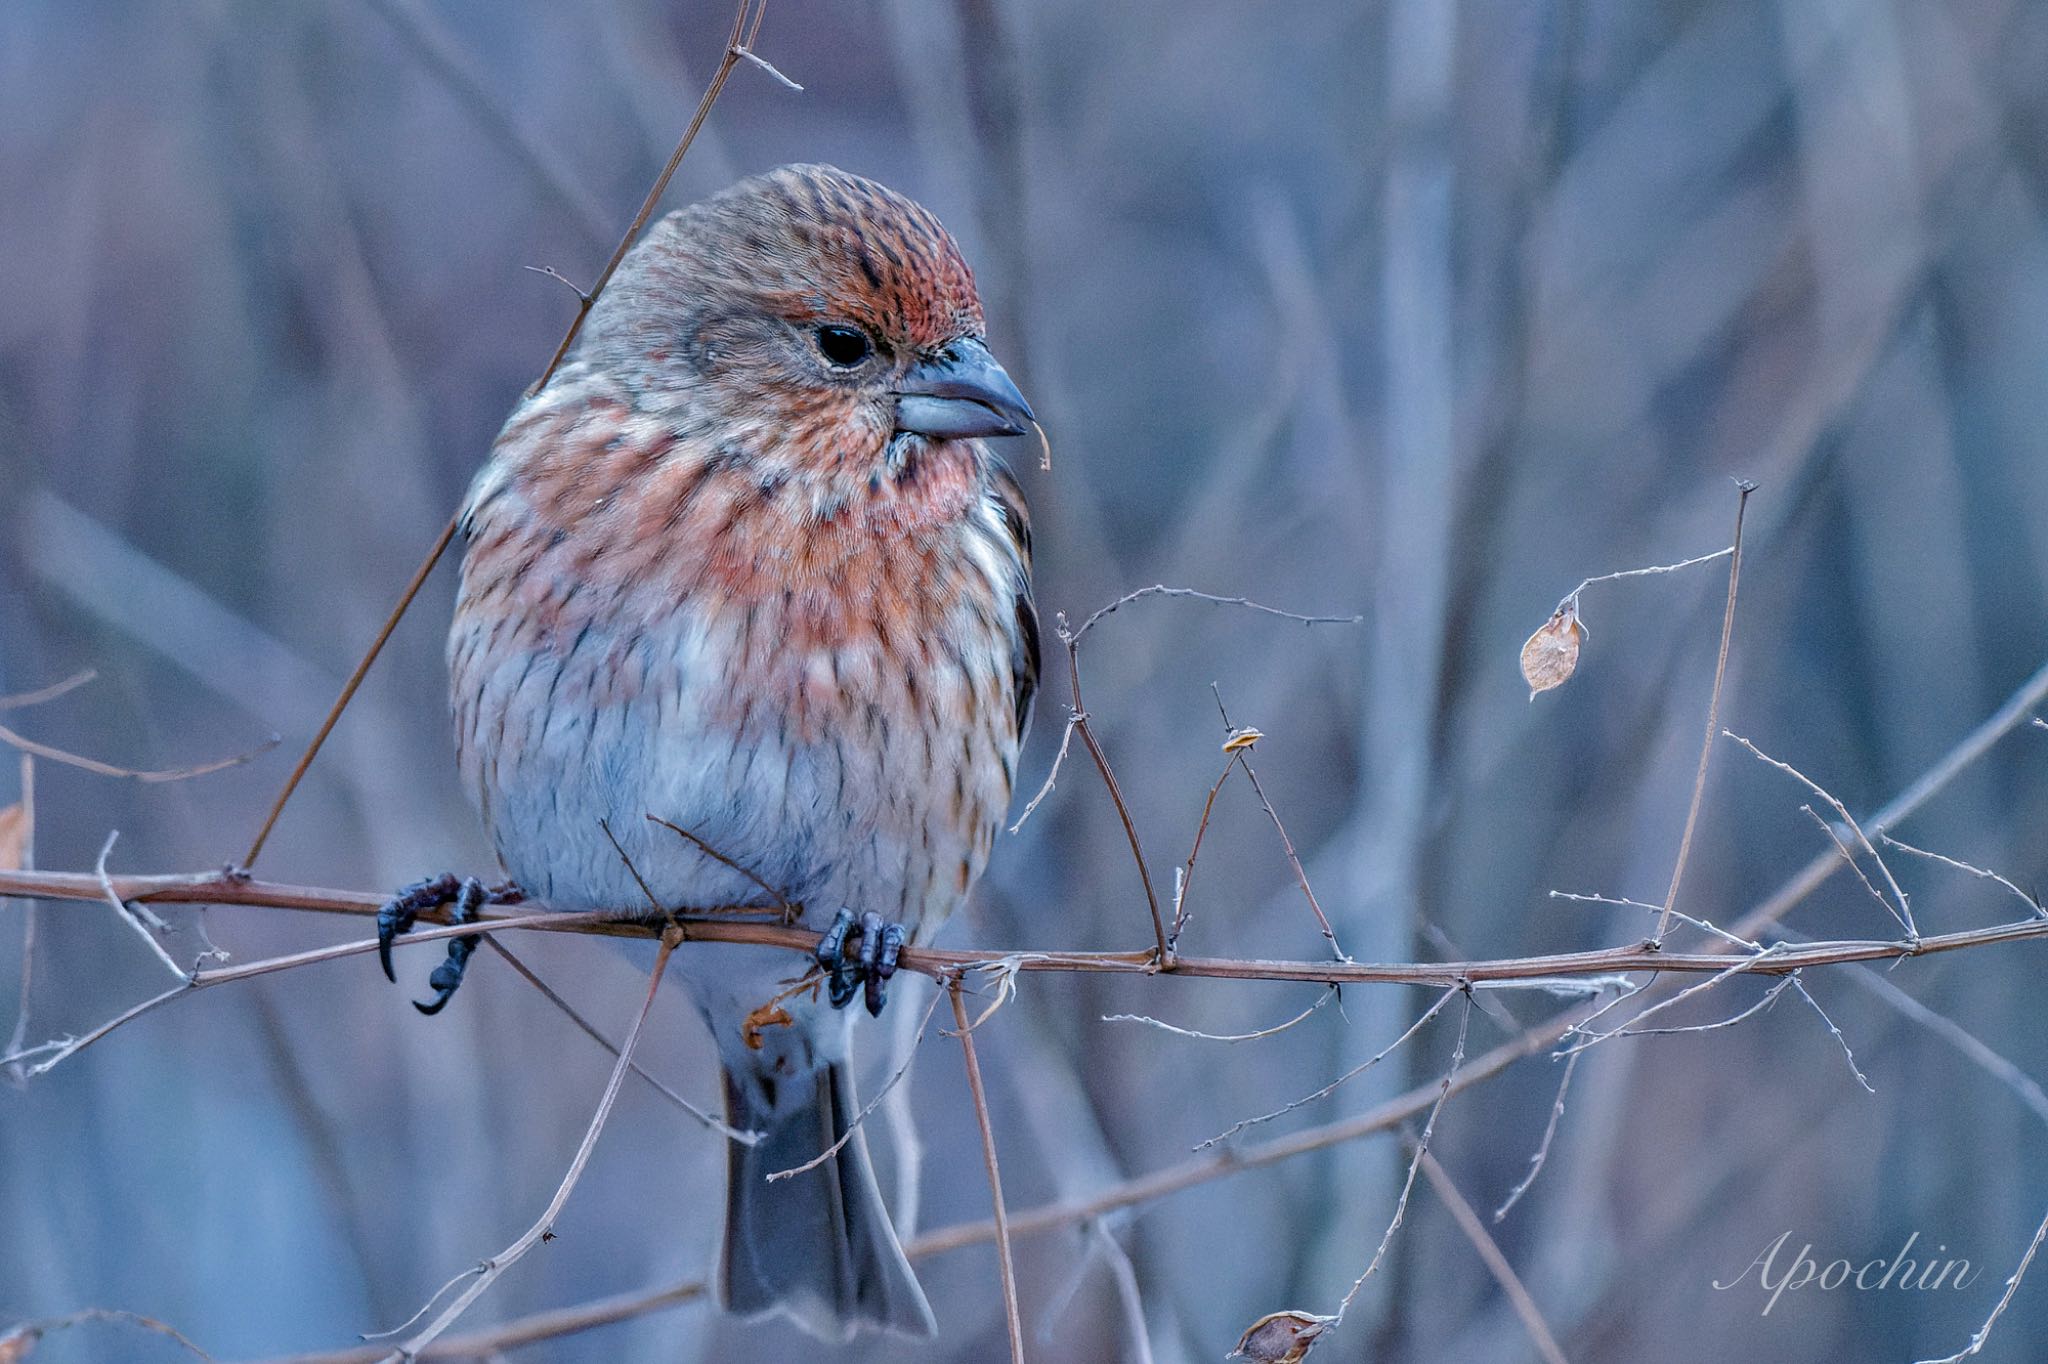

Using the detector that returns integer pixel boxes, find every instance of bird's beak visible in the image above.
[892,336,1034,439]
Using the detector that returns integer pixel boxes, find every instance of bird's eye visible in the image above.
[815,325,873,368]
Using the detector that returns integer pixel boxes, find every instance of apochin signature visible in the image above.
[1714,1231,1980,1315]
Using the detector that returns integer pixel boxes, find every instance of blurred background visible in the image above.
[5,1,2048,1360]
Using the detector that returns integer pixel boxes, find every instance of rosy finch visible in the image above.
[380,164,1039,1340]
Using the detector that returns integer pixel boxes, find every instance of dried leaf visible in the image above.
[742,1001,794,1051]
[1229,1310,1335,1363]
[0,803,24,871]
[1520,601,1585,699]
[1222,726,1264,753]
[0,1326,35,1363]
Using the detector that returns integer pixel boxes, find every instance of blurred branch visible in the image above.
[1417,1148,1571,1364]
[248,994,1590,1364]
[239,0,790,870]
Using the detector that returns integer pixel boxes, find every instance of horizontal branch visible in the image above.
[3,867,2046,986]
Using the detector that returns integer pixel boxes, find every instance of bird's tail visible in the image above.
[720,1059,936,1340]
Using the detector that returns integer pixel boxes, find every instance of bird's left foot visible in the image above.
[375,873,524,1015]
[814,907,907,1017]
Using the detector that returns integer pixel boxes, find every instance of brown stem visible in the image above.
[951,975,1025,1364]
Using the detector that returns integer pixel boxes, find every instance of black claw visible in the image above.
[815,906,857,973]
[376,873,517,1014]
[866,922,905,1017]
[377,873,459,984]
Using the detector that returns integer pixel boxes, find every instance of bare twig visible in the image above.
[0,720,276,783]
[1104,987,1334,1043]
[481,938,756,1144]
[1198,986,1458,1150]
[951,974,1025,1364]
[93,832,189,982]
[1493,1048,1579,1222]
[0,1306,213,1360]
[1916,1200,2048,1364]
[1055,613,1171,967]
[1655,480,1753,941]
[1088,1222,1157,1364]
[1800,804,1910,935]
[380,930,678,1361]
[1726,730,1918,941]
[1213,687,1346,959]
[1549,547,1734,618]
[1166,744,1238,946]
[1878,832,2045,919]
[1785,976,1876,1093]
[1417,1148,1570,1364]
[1334,991,1474,1321]
[1070,584,1360,644]
[0,668,96,710]
[768,984,946,1180]
[647,814,793,914]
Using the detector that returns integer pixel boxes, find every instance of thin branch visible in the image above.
[1786,975,1876,1093]
[1104,987,1333,1043]
[380,931,678,1361]
[0,720,276,783]
[1198,986,1458,1150]
[1916,1199,2048,1364]
[1213,687,1345,958]
[1417,1148,1570,1364]
[1070,584,1360,644]
[1878,831,2045,919]
[1167,744,1238,946]
[1800,804,1911,936]
[0,1307,213,1361]
[1654,480,1753,941]
[767,984,946,1180]
[1493,1048,1579,1222]
[1334,991,1474,1322]
[481,938,756,1144]
[647,814,792,914]
[1056,613,1170,967]
[1549,547,1733,618]
[951,974,1025,1364]
[1725,729,1918,941]
[1087,1222,1158,1364]
[1007,710,1078,834]
[0,668,97,710]
[93,832,189,982]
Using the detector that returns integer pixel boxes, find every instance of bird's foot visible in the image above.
[375,873,523,1015]
[813,906,907,1017]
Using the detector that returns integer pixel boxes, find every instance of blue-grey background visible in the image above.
[4,1,2048,1360]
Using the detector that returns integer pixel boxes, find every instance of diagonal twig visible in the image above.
[951,973,1025,1364]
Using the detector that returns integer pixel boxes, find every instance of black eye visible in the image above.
[815,325,872,367]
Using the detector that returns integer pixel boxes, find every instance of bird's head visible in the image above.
[578,163,1032,470]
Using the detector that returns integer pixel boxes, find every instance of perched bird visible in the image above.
[379,164,1039,1340]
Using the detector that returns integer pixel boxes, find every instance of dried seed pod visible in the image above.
[1520,600,1586,699]
[1229,1309,1336,1362]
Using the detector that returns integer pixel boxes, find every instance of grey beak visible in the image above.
[892,336,1034,439]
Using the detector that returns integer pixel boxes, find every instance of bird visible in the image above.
[376,163,1040,1341]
